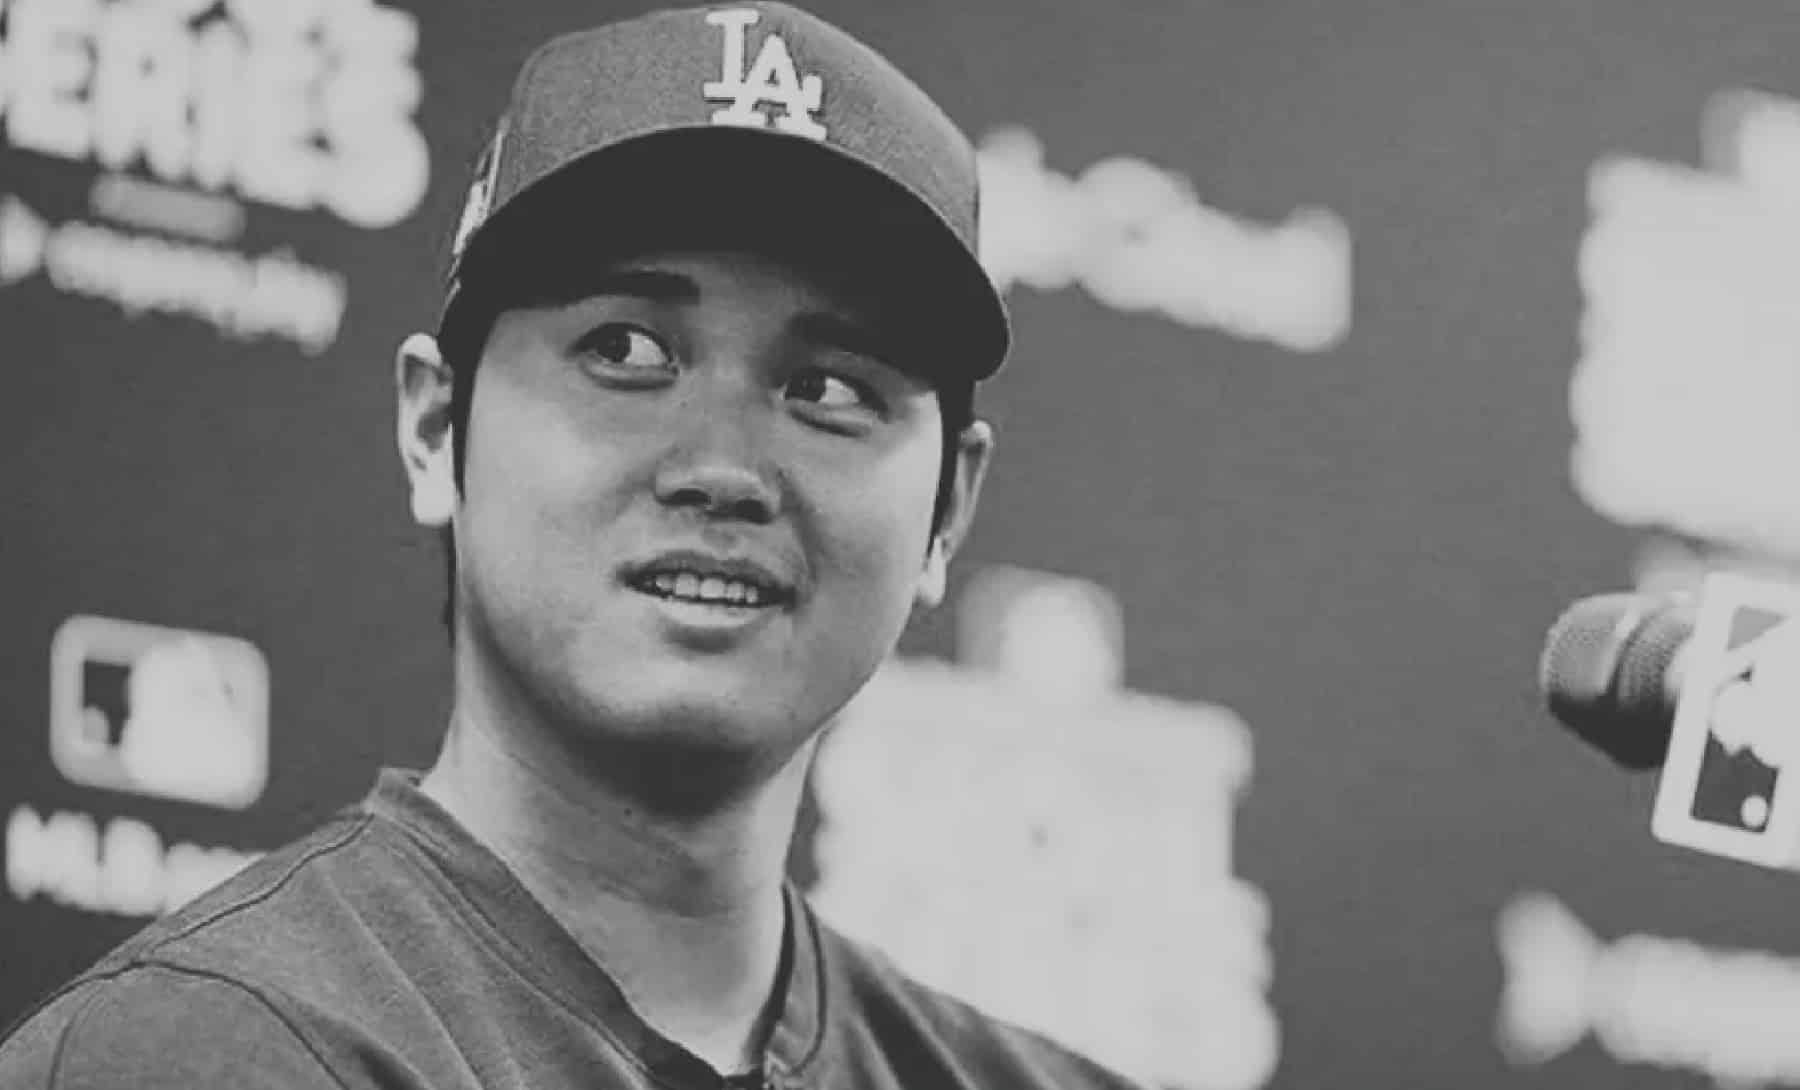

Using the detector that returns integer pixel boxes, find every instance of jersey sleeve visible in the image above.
[0,964,346,1090]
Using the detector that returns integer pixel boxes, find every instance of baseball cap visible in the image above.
[443,2,1010,383]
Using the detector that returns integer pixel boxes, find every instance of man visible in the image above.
[0,4,1145,1088]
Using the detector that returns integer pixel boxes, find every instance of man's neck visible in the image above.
[419,702,810,1076]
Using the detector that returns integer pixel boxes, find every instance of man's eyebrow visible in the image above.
[790,310,898,366]
[568,267,700,305]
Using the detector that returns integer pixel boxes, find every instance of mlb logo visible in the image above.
[1653,574,1800,867]
[49,615,270,811]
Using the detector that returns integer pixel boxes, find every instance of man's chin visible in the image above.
[555,691,816,811]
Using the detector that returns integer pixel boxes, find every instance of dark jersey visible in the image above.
[0,770,1145,1090]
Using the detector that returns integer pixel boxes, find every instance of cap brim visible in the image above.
[450,127,1009,384]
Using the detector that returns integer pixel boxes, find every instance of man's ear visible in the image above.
[395,332,458,528]
[916,419,995,609]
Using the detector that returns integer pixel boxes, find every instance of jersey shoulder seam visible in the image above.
[137,811,374,960]
[44,963,352,1090]
[1,811,374,1046]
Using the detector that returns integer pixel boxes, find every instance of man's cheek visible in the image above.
[830,488,927,574]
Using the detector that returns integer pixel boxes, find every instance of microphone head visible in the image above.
[1539,592,1694,770]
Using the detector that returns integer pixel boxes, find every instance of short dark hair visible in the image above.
[430,287,975,640]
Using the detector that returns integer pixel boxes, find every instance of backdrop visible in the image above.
[7,2,1800,1088]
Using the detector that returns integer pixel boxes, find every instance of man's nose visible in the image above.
[652,389,781,523]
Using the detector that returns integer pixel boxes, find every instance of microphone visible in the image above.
[1539,573,1800,871]
[1539,591,1696,770]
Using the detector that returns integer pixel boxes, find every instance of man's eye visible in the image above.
[787,369,877,411]
[576,324,673,372]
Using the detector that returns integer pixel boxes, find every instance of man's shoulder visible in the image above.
[0,962,345,1089]
[0,806,396,1086]
[809,911,1148,1090]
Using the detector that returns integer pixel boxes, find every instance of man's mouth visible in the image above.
[632,571,777,607]
[622,551,794,609]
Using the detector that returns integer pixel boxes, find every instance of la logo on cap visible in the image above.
[703,9,827,140]
[451,118,507,265]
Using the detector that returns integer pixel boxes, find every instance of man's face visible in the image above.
[443,248,979,781]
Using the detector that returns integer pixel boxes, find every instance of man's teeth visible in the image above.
[647,572,771,606]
